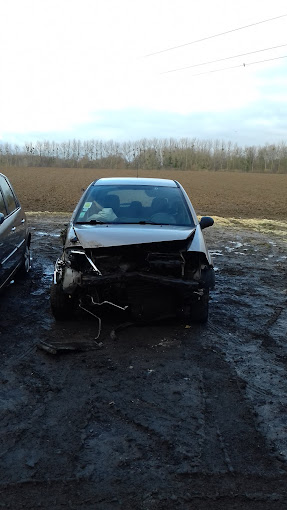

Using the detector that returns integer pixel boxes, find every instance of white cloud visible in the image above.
[0,0,287,143]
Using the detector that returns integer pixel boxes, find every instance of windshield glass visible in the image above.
[75,184,194,226]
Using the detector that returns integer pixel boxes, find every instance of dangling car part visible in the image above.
[50,177,215,323]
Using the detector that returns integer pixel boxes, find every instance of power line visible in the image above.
[144,13,287,57]
[162,43,287,74]
[178,54,287,78]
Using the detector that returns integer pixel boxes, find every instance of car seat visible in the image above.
[150,197,176,224]
[128,201,143,218]
[103,195,120,215]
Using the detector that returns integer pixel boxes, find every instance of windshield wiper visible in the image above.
[111,220,160,225]
[137,220,161,225]
[75,220,106,225]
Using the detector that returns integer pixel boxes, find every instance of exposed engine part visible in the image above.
[53,258,65,284]
[60,266,82,292]
[180,252,185,276]
[78,302,102,340]
[70,249,102,275]
[78,296,129,340]
[146,251,185,277]
[88,296,128,311]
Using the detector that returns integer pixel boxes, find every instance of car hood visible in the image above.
[71,223,196,248]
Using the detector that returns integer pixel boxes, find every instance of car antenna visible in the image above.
[136,146,140,178]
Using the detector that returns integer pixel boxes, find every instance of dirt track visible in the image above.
[1,214,287,509]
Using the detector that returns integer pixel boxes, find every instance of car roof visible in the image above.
[93,177,178,187]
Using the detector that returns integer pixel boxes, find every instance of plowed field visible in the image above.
[2,167,287,219]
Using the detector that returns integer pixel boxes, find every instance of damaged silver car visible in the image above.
[51,177,215,323]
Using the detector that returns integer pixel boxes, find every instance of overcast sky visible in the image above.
[1,0,287,147]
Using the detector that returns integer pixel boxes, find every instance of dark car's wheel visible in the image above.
[22,242,31,273]
[18,239,31,277]
[190,289,209,323]
[50,281,75,320]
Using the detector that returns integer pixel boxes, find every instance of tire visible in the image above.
[50,281,74,320]
[190,289,209,323]
[201,267,215,289]
[22,242,31,273]
[19,240,31,275]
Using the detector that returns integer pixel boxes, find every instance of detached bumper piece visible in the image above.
[37,339,104,355]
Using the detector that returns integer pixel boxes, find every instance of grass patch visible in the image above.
[211,216,287,239]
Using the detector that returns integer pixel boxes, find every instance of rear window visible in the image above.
[75,184,194,226]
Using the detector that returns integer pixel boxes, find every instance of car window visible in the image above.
[0,190,7,216]
[0,176,18,215]
[75,184,194,226]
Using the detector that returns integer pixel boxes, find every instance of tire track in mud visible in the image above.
[207,230,287,466]
[1,341,286,510]
[206,320,287,466]
[74,353,206,485]
[1,476,287,510]
[0,356,98,485]
[189,329,279,476]
[74,326,281,483]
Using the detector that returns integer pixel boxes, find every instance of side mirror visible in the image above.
[199,216,214,230]
[0,213,5,225]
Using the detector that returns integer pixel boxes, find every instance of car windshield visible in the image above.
[74,184,194,227]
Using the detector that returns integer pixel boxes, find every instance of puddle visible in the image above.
[31,289,47,296]
[209,250,223,256]
[36,231,60,238]
[229,241,243,248]
[42,270,54,284]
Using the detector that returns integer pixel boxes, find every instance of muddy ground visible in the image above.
[0,214,287,509]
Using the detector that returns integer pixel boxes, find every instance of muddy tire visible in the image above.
[190,290,209,323]
[50,281,74,320]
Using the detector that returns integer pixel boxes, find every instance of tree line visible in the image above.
[0,137,287,173]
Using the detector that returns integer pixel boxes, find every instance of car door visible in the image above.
[0,175,25,287]
[0,186,14,286]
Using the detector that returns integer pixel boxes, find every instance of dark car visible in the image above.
[0,173,31,289]
[51,177,215,323]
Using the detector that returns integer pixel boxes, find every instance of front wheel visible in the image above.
[22,243,31,273]
[190,290,209,323]
[50,281,75,320]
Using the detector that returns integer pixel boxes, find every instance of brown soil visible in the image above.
[2,167,287,219]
